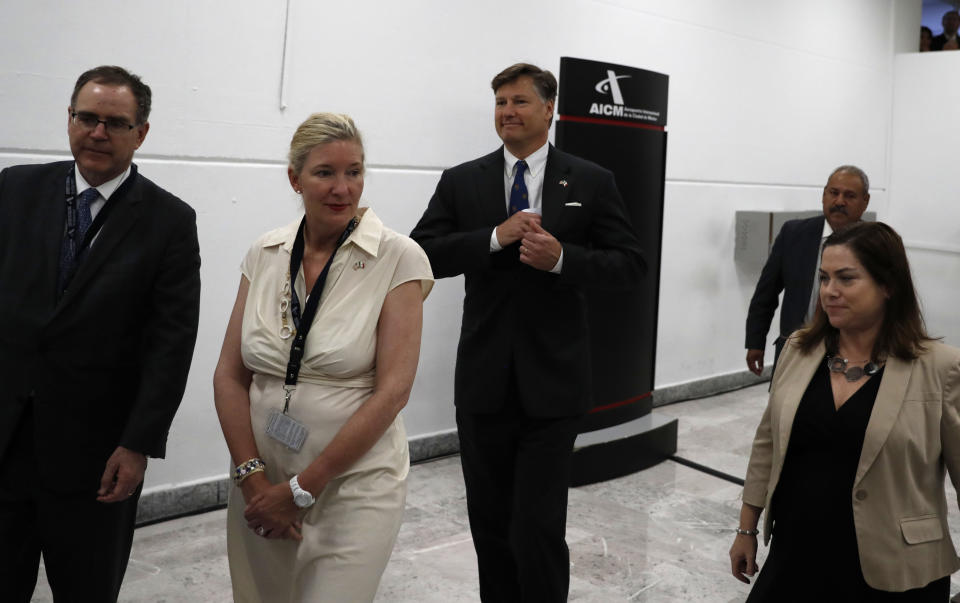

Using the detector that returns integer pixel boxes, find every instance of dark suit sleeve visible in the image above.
[410,168,495,278]
[557,170,646,289]
[120,206,201,457]
[744,224,789,350]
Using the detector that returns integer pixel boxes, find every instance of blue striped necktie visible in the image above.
[509,160,529,215]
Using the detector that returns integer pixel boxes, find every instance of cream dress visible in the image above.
[226,208,433,603]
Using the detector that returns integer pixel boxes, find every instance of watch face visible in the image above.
[294,491,312,507]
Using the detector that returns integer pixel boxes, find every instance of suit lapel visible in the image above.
[41,166,70,304]
[795,216,825,309]
[478,149,508,226]
[854,355,911,486]
[776,341,824,453]
[542,146,572,233]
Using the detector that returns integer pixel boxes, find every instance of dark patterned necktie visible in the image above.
[58,187,99,293]
[509,160,529,215]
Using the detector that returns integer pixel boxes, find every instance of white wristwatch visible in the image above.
[289,475,316,508]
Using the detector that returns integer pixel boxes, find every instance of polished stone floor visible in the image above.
[32,383,960,601]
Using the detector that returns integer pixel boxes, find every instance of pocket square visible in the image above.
[565,201,582,207]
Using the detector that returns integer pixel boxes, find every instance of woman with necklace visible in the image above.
[730,221,960,601]
[213,113,433,602]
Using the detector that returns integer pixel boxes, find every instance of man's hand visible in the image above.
[97,446,147,503]
[519,222,562,271]
[495,211,541,247]
[746,349,765,376]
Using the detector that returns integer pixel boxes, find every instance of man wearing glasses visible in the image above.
[0,66,200,602]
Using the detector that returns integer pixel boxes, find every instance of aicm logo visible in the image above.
[590,69,630,117]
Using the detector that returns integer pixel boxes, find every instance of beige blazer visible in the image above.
[743,336,960,591]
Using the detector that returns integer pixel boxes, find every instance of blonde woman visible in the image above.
[214,113,433,602]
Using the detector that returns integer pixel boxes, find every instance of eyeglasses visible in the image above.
[70,111,137,135]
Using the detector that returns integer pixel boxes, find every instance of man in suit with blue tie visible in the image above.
[411,63,645,601]
[0,66,200,602]
[745,165,870,376]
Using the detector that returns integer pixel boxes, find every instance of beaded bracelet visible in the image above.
[234,457,266,485]
[734,528,759,536]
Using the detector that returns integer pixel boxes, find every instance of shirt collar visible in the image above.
[821,217,834,239]
[273,207,383,257]
[347,207,382,256]
[503,142,549,178]
[74,164,131,201]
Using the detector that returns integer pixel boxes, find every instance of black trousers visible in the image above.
[0,403,140,603]
[456,403,581,603]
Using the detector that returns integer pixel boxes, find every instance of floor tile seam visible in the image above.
[666,456,746,486]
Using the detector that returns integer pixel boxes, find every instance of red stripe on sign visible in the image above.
[589,391,653,413]
[558,114,665,131]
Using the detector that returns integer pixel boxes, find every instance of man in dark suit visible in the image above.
[0,66,200,602]
[932,10,960,51]
[745,165,869,375]
[411,63,645,601]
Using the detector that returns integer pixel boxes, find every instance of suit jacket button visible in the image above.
[855,489,867,501]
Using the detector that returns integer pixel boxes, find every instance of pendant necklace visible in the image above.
[826,355,882,382]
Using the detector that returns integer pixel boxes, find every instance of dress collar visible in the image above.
[268,206,383,257]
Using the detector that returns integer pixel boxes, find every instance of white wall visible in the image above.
[0,0,921,490]
[889,50,960,346]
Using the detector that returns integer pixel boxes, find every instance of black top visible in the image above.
[771,358,882,546]
[748,359,951,601]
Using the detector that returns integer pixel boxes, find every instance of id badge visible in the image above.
[265,409,309,451]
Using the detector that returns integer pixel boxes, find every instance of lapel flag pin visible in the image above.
[559,179,568,187]
[353,260,365,270]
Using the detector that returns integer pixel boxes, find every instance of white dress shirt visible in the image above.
[73,164,131,245]
[489,142,563,273]
[805,218,835,321]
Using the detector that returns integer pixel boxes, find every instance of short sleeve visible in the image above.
[389,237,434,299]
[240,241,263,281]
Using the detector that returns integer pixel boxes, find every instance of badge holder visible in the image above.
[265,386,309,451]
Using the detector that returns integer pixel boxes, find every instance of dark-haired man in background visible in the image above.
[0,66,200,602]
[932,10,960,50]
[745,165,870,376]
[412,63,645,601]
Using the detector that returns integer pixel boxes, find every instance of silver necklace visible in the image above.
[827,356,881,382]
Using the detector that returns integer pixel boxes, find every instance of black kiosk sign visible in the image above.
[556,57,675,486]
[558,57,668,127]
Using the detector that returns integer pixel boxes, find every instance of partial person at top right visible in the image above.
[932,10,960,51]
[921,26,933,52]
[745,165,870,376]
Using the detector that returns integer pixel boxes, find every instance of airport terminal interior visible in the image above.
[7,1,960,602]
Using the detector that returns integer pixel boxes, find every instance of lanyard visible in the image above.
[283,216,357,406]
[66,166,131,252]
[60,166,132,295]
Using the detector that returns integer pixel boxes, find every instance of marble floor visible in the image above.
[31,383,960,601]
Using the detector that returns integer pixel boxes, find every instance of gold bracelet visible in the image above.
[236,466,264,485]
[234,457,266,485]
